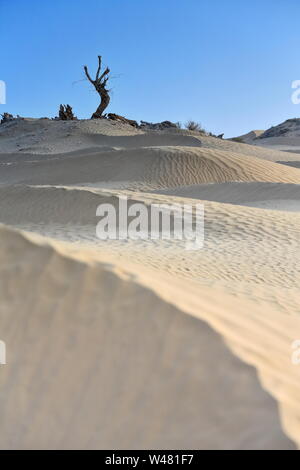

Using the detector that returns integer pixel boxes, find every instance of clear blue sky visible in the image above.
[1,0,300,137]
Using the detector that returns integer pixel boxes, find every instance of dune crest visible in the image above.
[0,224,298,450]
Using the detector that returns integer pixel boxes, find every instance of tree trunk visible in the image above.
[84,56,111,119]
[91,89,110,119]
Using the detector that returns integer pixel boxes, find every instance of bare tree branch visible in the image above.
[99,67,110,83]
[83,65,94,84]
[95,55,102,81]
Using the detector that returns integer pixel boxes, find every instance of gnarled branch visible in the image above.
[95,55,102,81]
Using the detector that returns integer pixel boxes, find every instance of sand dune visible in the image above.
[231,119,300,155]
[1,146,300,189]
[2,117,300,164]
[156,182,300,210]
[0,118,300,449]
[1,186,299,295]
[0,224,297,450]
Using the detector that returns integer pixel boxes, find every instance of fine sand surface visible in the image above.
[0,118,300,450]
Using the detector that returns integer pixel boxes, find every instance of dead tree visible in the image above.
[1,112,14,124]
[58,104,77,120]
[84,55,110,119]
[107,113,138,128]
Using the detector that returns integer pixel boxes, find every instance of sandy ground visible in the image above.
[0,118,300,450]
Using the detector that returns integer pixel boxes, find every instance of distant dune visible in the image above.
[230,130,265,144]
[232,118,300,153]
